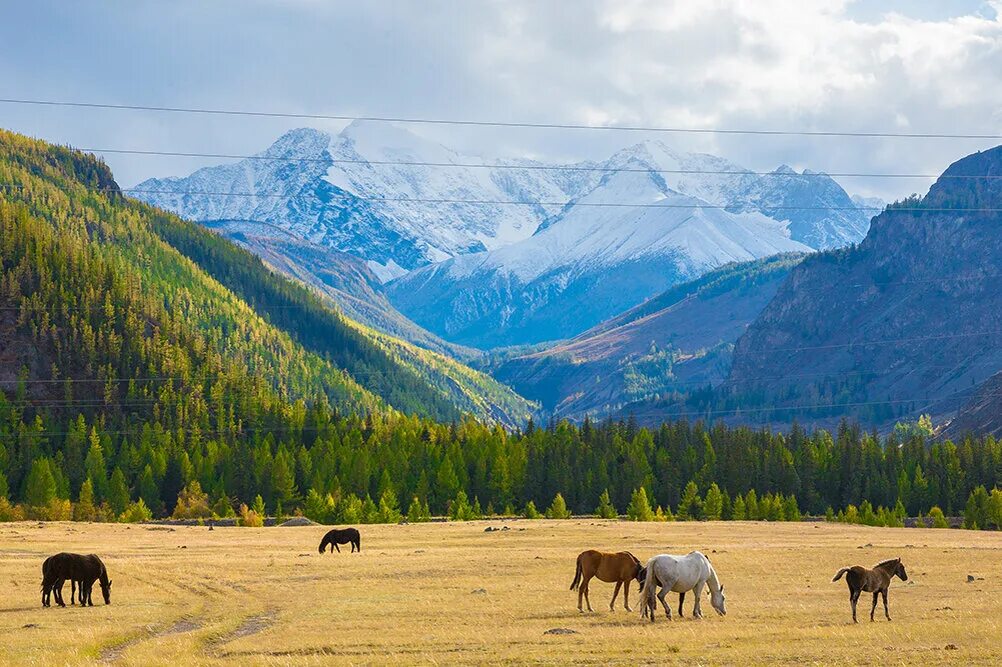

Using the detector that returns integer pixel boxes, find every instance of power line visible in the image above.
[3,97,1001,140]
[72,146,983,182]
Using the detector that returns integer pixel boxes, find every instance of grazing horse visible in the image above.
[640,551,726,622]
[832,558,907,623]
[569,550,644,612]
[318,527,361,554]
[41,553,112,607]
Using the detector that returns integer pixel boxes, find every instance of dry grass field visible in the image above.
[1,520,1000,665]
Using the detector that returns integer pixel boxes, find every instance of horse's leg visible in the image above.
[583,575,594,612]
[850,588,859,623]
[334,542,341,553]
[678,591,685,618]
[71,580,76,605]
[870,591,878,622]
[54,579,65,607]
[609,581,621,611]
[693,582,705,619]
[657,585,672,620]
[882,589,891,621]
[624,580,632,612]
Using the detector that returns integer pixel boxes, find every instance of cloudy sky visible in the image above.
[2,0,1002,199]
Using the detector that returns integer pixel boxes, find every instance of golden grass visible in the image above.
[1,520,1000,665]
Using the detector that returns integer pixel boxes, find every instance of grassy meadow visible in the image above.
[0,520,999,665]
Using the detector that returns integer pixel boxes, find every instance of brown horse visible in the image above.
[832,558,907,623]
[569,550,644,612]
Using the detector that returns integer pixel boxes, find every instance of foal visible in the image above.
[832,558,907,623]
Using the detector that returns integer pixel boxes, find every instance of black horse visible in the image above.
[318,527,361,554]
[41,553,112,607]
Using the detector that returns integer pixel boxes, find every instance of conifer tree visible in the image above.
[678,481,703,521]
[107,468,129,516]
[595,489,618,519]
[545,493,571,519]
[626,488,655,521]
[702,483,723,520]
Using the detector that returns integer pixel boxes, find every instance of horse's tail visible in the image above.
[355,533,361,551]
[570,556,583,591]
[832,567,850,582]
[638,560,657,619]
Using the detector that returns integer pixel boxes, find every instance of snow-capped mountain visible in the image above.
[136,122,598,281]
[136,126,873,350]
[386,164,813,348]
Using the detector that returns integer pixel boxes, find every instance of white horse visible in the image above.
[639,551,726,622]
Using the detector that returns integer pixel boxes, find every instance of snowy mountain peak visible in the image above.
[265,127,332,158]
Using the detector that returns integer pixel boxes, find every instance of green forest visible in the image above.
[1,130,1001,529]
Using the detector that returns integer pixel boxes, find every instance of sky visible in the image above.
[2,0,1002,200]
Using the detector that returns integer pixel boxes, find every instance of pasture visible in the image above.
[0,520,1000,665]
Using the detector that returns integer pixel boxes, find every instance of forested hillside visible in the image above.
[493,255,803,417]
[1,129,1000,528]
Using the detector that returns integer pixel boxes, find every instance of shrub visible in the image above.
[523,500,542,520]
[238,503,264,527]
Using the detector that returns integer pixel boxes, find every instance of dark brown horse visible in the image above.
[832,558,907,622]
[41,553,112,607]
[570,550,644,612]
[318,528,361,554]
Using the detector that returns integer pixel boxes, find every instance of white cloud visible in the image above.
[0,0,1000,199]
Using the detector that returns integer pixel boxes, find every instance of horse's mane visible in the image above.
[875,558,900,570]
[623,551,641,565]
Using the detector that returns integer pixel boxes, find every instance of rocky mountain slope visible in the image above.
[490,254,803,417]
[714,145,1002,429]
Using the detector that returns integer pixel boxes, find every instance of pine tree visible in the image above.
[107,468,130,516]
[745,490,759,521]
[120,498,153,523]
[24,458,57,508]
[626,488,655,521]
[84,429,108,501]
[595,489,618,519]
[138,465,159,515]
[523,500,542,519]
[74,478,97,522]
[732,494,747,521]
[678,481,703,521]
[782,494,801,522]
[252,494,267,518]
[378,486,402,523]
[703,483,723,520]
[545,493,571,519]
[450,490,474,521]
[406,496,428,523]
[928,506,949,528]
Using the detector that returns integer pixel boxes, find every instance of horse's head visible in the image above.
[101,579,112,605]
[894,560,908,581]
[635,563,647,586]
[710,584,726,616]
